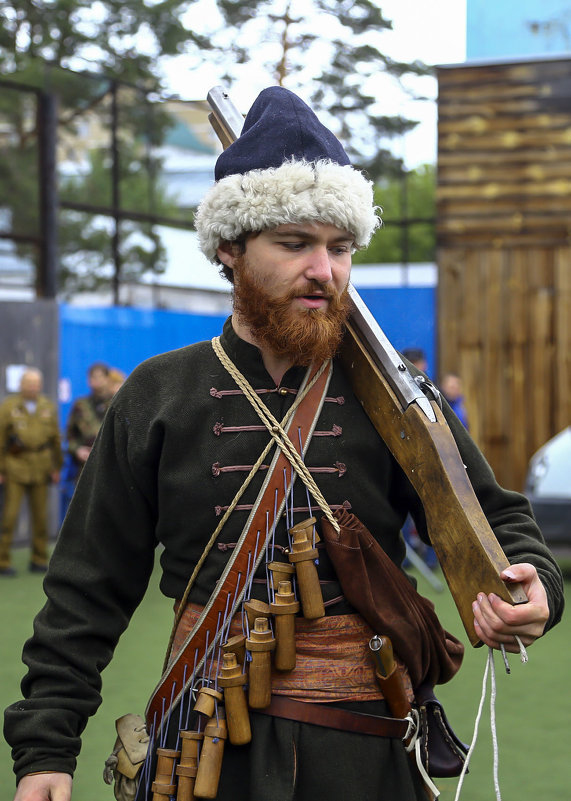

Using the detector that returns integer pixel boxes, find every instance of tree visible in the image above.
[0,1,210,84]
[0,0,211,297]
[57,146,180,297]
[0,0,434,297]
[353,164,436,264]
[214,0,432,179]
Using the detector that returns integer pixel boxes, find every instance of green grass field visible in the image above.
[1,545,568,801]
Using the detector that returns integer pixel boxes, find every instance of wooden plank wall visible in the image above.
[437,58,571,491]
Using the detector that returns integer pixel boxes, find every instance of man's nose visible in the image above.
[304,247,333,283]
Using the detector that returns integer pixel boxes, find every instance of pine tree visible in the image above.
[215,0,432,178]
[353,164,436,264]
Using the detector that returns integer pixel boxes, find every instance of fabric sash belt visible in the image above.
[256,695,409,739]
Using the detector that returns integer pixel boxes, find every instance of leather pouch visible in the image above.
[415,682,468,778]
[103,713,149,801]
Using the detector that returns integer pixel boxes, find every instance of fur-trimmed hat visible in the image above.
[195,86,380,262]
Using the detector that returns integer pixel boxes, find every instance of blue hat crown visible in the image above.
[215,86,351,180]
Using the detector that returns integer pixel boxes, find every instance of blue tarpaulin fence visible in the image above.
[58,305,228,429]
[58,287,435,430]
[57,289,434,521]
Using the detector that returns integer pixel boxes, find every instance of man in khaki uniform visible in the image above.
[0,369,63,575]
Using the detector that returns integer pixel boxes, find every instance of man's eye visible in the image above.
[281,242,304,250]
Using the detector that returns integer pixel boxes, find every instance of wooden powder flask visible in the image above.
[222,633,246,666]
[193,713,228,799]
[287,517,325,619]
[270,580,300,671]
[243,598,271,632]
[267,559,295,592]
[246,616,276,709]
[176,730,204,801]
[193,686,223,718]
[218,652,252,745]
[151,747,180,800]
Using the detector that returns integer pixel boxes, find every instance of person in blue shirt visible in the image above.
[441,373,469,430]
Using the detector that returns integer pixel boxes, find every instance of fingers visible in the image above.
[472,589,548,652]
[13,772,72,801]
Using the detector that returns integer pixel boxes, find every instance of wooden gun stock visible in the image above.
[206,86,527,647]
[340,323,527,645]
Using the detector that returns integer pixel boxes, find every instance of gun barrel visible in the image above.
[207,86,244,142]
[347,284,436,422]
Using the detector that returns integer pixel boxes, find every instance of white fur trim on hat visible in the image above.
[195,159,381,262]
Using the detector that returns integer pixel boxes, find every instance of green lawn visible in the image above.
[1,545,568,801]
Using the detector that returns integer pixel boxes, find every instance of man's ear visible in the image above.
[216,240,237,269]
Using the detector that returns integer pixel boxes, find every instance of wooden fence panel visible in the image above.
[554,250,571,434]
[437,57,571,490]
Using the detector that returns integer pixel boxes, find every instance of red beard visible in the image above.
[233,257,350,366]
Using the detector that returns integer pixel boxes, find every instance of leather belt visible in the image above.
[255,695,409,739]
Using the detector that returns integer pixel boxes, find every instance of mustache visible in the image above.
[287,281,339,301]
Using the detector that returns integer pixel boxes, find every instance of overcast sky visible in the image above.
[162,0,467,168]
[375,0,467,166]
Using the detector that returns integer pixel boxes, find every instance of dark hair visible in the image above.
[402,348,426,365]
[216,233,260,284]
[88,362,110,377]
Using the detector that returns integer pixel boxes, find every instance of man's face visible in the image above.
[88,368,109,397]
[220,222,354,364]
[442,374,462,401]
[20,372,42,400]
[235,222,352,305]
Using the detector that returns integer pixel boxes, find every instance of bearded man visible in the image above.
[5,87,563,801]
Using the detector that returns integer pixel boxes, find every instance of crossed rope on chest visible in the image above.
[165,338,338,668]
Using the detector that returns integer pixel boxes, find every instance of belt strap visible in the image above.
[257,695,409,739]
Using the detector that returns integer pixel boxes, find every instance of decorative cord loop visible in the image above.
[403,709,440,798]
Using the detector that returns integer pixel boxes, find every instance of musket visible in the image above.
[206,86,527,646]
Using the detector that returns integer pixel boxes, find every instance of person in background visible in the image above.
[0,369,62,575]
[441,372,469,430]
[65,362,111,474]
[108,367,126,396]
[402,347,428,374]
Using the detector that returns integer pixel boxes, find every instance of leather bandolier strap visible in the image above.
[145,360,333,733]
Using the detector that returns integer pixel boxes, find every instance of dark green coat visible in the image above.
[4,320,564,796]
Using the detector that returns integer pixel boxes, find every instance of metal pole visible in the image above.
[400,168,409,286]
[37,91,58,298]
[110,80,121,305]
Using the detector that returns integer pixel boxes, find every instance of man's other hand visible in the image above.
[472,562,549,652]
[14,772,72,801]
